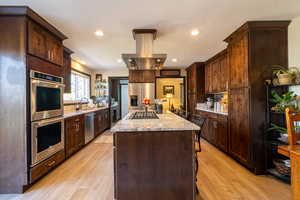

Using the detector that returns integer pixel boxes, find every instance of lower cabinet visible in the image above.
[30,150,65,183]
[65,114,85,158]
[195,111,228,153]
[95,108,110,137]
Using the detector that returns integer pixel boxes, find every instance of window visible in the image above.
[64,70,91,102]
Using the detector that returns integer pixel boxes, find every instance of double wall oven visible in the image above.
[30,70,65,166]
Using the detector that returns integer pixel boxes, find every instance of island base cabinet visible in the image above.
[114,131,195,200]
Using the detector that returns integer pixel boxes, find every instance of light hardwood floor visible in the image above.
[0,131,291,200]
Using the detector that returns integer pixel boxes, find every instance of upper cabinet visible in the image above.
[186,62,205,114]
[205,49,228,94]
[28,20,63,66]
[63,47,74,93]
[227,34,248,89]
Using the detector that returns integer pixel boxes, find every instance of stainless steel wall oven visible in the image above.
[30,70,64,121]
[30,70,65,166]
[31,117,64,166]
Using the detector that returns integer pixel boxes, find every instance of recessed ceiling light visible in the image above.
[191,29,199,36]
[172,58,178,62]
[117,59,122,63]
[95,30,104,36]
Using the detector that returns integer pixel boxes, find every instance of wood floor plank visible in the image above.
[0,132,291,200]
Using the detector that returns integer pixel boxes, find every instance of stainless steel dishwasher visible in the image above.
[85,112,95,144]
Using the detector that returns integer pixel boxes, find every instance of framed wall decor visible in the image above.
[163,85,174,95]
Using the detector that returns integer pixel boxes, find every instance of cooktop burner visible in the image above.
[128,111,159,120]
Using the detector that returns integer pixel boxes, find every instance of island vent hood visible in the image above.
[122,29,167,70]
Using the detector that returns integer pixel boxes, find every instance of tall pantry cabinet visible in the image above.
[224,21,290,173]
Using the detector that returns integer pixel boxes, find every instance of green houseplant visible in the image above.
[270,90,297,112]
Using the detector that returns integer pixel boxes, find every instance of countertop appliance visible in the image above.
[127,111,159,120]
[85,112,95,144]
[31,117,64,166]
[30,70,64,121]
[128,83,155,110]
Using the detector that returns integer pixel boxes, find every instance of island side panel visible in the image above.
[114,130,195,200]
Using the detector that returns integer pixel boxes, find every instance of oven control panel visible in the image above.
[31,71,63,83]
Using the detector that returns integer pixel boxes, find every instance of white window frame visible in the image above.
[64,70,91,103]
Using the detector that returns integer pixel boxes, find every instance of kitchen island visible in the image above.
[111,111,200,200]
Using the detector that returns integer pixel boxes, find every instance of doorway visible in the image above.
[155,77,186,112]
[108,77,129,124]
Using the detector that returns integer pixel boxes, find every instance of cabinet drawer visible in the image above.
[30,150,65,183]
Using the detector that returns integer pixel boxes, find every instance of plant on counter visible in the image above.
[272,65,300,85]
[270,90,298,112]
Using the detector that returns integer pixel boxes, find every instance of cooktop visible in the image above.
[127,111,159,120]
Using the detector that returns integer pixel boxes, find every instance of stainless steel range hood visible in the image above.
[122,29,167,70]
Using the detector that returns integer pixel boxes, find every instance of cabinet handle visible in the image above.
[47,160,56,167]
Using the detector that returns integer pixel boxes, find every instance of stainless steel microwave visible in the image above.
[30,70,64,121]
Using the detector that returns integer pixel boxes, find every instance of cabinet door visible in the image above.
[187,94,196,114]
[219,54,229,92]
[228,88,251,166]
[205,63,212,94]
[211,60,220,93]
[76,116,85,147]
[28,20,47,60]
[209,119,217,145]
[187,66,196,94]
[201,118,210,141]
[216,117,228,152]
[228,34,249,89]
[63,49,72,93]
[65,119,78,157]
[46,34,63,66]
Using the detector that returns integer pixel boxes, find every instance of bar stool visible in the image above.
[191,114,207,195]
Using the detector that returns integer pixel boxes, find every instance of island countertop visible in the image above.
[111,111,200,132]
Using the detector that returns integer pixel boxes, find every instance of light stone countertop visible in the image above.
[195,107,228,116]
[111,111,200,133]
[63,106,109,119]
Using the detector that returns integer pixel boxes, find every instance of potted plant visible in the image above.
[270,90,297,112]
[273,66,299,85]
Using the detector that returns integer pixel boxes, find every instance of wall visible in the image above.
[95,68,129,81]
[289,16,300,94]
[156,78,184,112]
[289,16,300,68]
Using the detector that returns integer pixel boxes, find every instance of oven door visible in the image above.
[31,117,64,166]
[31,79,64,121]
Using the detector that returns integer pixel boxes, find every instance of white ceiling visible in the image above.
[2,0,300,70]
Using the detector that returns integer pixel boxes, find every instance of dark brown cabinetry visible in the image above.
[95,109,110,137]
[205,49,228,93]
[129,70,156,83]
[186,62,205,115]
[65,115,85,158]
[30,150,65,183]
[63,47,74,93]
[196,110,228,152]
[228,88,250,165]
[224,21,290,173]
[28,20,64,66]
[114,131,195,200]
[0,6,67,193]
